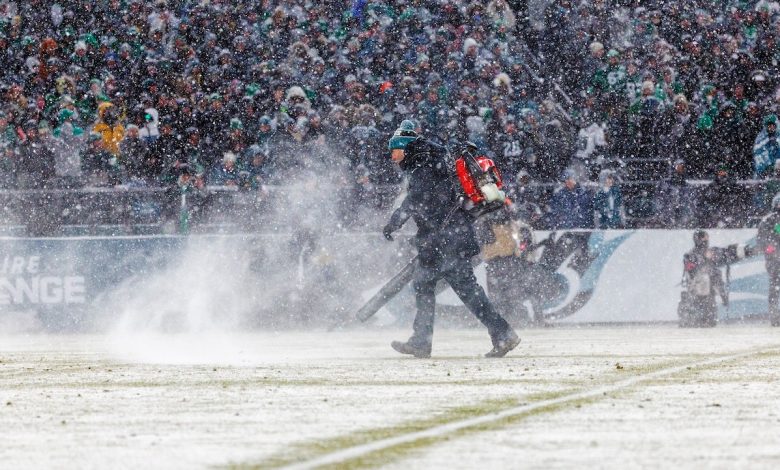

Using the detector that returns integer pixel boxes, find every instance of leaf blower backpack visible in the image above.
[455,142,507,216]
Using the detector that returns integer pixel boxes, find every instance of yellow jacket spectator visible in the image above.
[93,103,124,156]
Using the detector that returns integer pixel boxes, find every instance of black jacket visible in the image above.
[386,138,479,266]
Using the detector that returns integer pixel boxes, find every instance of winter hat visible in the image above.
[223,151,237,163]
[58,108,74,122]
[246,144,263,157]
[463,38,478,54]
[772,192,780,210]
[589,42,605,54]
[245,83,261,97]
[285,86,306,100]
[673,94,688,106]
[493,73,512,89]
[765,114,778,126]
[606,49,620,58]
[387,119,418,151]
[561,168,577,182]
[229,117,244,130]
[598,169,615,185]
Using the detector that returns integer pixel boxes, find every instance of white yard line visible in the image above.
[281,346,779,470]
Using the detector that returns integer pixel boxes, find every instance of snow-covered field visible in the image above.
[1,326,780,469]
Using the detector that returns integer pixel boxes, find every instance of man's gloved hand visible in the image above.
[382,224,394,241]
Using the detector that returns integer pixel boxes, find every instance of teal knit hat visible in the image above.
[388,120,418,151]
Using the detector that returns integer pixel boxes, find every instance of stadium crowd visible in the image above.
[2,0,780,230]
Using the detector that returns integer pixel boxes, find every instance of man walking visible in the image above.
[382,120,520,358]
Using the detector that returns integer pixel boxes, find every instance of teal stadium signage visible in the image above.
[0,231,771,331]
[0,255,86,305]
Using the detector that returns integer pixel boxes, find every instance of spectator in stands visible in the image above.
[0,145,17,189]
[93,103,124,157]
[593,169,624,229]
[757,161,780,214]
[240,145,269,190]
[0,111,16,147]
[3,0,780,232]
[149,115,182,171]
[51,109,84,187]
[81,133,114,187]
[547,169,593,229]
[138,107,160,143]
[714,102,744,176]
[210,152,241,187]
[659,94,693,162]
[17,120,56,189]
[698,164,751,228]
[494,115,526,179]
[538,118,572,182]
[573,109,608,181]
[754,114,780,178]
[256,115,276,157]
[631,80,663,160]
[655,159,696,228]
[507,170,542,210]
[122,124,147,182]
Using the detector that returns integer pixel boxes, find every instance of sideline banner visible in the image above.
[493,229,763,323]
[0,230,768,330]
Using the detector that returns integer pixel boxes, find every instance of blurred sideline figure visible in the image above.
[678,230,752,327]
[757,194,780,327]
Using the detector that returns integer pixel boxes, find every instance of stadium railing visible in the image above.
[0,178,775,236]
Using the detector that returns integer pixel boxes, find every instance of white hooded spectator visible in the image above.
[139,107,160,142]
[589,41,605,57]
[285,85,312,111]
[487,0,516,29]
[756,0,780,14]
[576,121,608,163]
[25,56,40,75]
[463,37,479,56]
[493,73,513,94]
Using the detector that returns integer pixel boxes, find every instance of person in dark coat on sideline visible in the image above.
[382,120,520,358]
[678,230,752,327]
[547,168,593,229]
[756,194,780,327]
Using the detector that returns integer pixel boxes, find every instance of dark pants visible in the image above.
[679,293,716,327]
[408,256,512,347]
[768,266,780,325]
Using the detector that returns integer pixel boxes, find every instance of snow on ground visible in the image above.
[1,326,779,469]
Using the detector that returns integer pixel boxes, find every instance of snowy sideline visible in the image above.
[1,326,779,469]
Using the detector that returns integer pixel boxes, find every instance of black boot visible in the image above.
[485,329,521,358]
[391,340,432,358]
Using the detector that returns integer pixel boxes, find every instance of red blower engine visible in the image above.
[455,143,507,215]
